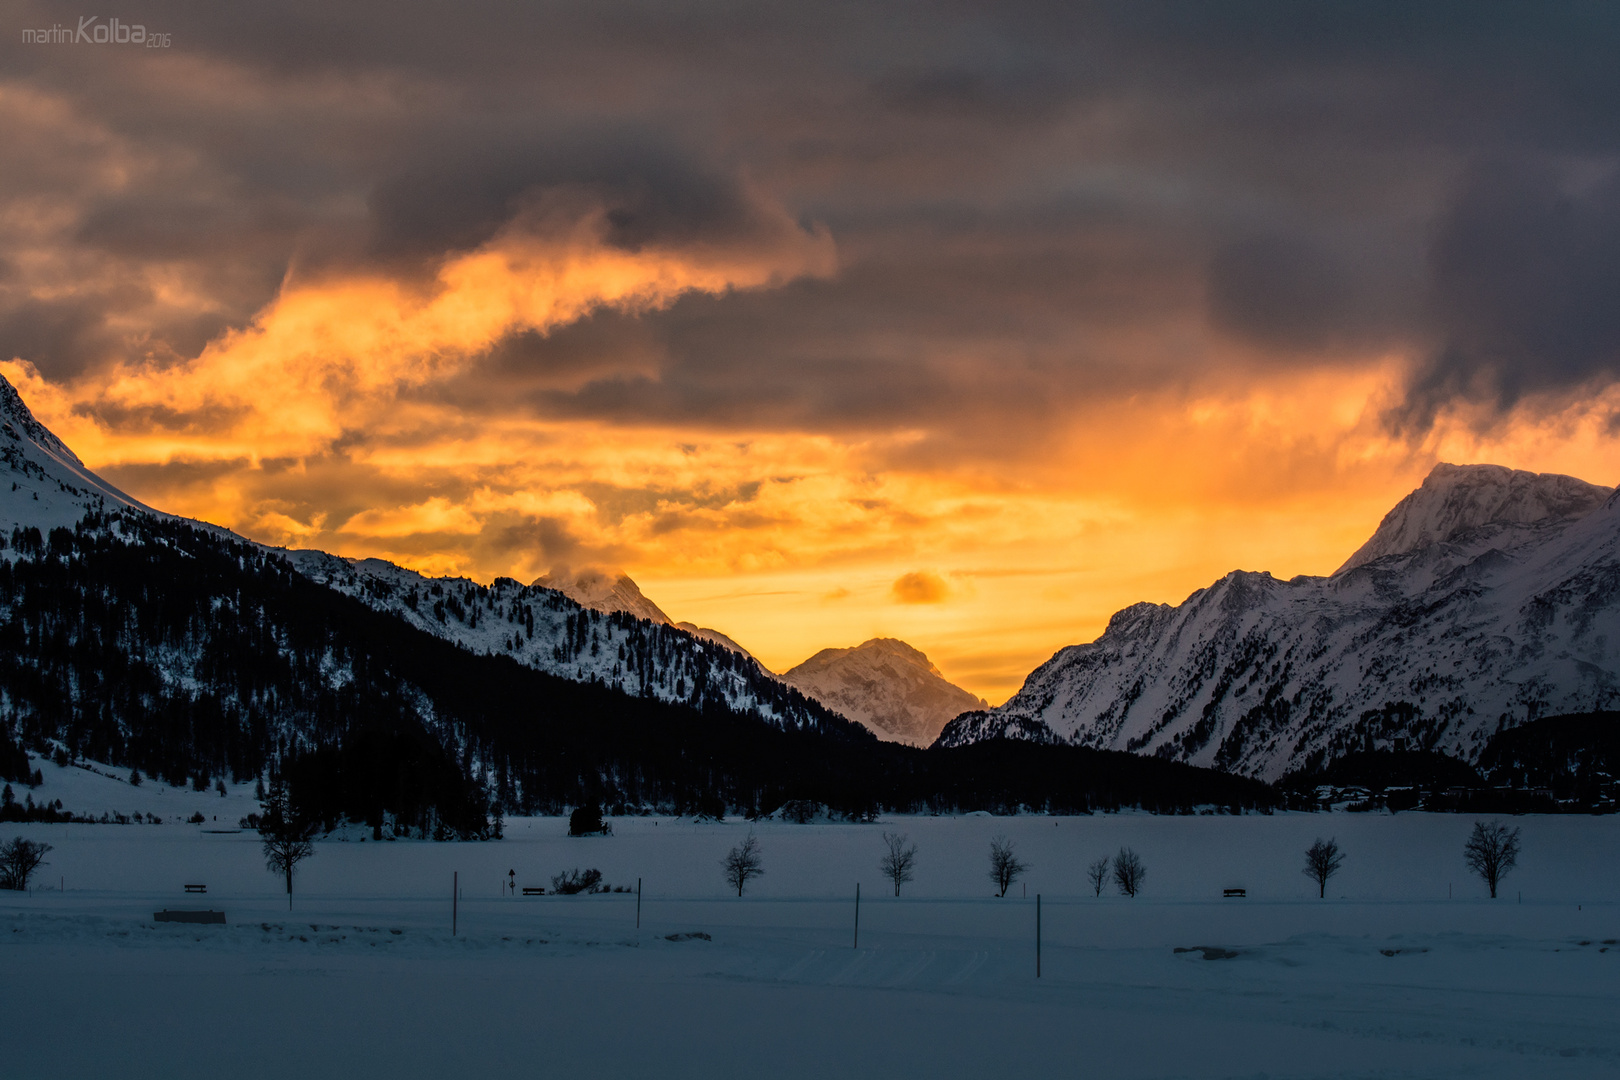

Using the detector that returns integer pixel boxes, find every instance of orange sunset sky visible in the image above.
[5,3,1619,701]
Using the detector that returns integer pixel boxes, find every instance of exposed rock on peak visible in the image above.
[783,637,986,746]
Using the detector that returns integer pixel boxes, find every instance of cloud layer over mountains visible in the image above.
[6,2,1620,695]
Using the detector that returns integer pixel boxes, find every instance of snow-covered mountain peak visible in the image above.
[783,637,987,746]
[937,460,1620,779]
[0,373,81,467]
[531,566,673,625]
[0,372,156,534]
[0,374,848,739]
[1335,462,1612,575]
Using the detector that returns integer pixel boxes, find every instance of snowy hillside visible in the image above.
[0,373,834,737]
[0,377,158,534]
[782,638,987,746]
[532,565,763,663]
[937,463,1620,780]
[282,549,820,731]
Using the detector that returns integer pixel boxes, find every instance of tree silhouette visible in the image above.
[1087,856,1110,897]
[258,780,317,909]
[1302,837,1344,898]
[722,833,763,896]
[0,836,52,890]
[1463,820,1520,898]
[880,831,918,896]
[987,835,1029,897]
[1112,847,1146,897]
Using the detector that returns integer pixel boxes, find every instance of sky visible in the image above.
[4,2,1620,701]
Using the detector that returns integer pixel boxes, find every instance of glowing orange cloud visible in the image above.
[6,190,834,467]
[6,238,1619,705]
[892,571,950,604]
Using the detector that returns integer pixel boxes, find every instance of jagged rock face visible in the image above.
[1336,463,1612,574]
[783,638,986,746]
[532,567,674,625]
[937,463,1620,780]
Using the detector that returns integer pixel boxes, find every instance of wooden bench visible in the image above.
[1222,888,1247,898]
[521,887,545,896]
[184,884,207,894]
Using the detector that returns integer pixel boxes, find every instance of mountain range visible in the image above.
[529,566,981,744]
[937,462,1620,780]
[1,371,1272,823]
[6,365,1612,803]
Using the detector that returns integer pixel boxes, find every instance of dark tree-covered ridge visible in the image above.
[0,509,1279,830]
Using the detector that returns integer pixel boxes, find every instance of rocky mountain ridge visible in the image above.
[530,564,984,744]
[937,462,1620,780]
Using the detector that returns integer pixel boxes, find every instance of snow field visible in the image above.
[2,812,1618,1078]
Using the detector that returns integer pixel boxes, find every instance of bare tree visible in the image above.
[722,832,763,896]
[1302,837,1344,898]
[0,837,52,890]
[987,835,1029,897]
[258,780,316,910]
[1463,819,1521,898]
[1112,847,1146,898]
[880,831,918,896]
[1087,856,1110,897]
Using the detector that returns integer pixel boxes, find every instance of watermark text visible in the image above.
[23,17,170,47]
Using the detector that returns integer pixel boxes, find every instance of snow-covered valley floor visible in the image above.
[4,805,1618,1079]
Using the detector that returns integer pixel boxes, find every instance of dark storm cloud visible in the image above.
[367,135,795,266]
[1398,161,1620,428]
[1206,232,1421,353]
[9,0,1620,433]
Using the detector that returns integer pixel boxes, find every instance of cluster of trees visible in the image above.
[0,725,38,785]
[1299,822,1520,899]
[550,868,607,894]
[1280,713,1620,814]
[568,803,610,836]
[0,784,73,823]
[713,820,1525,902]
[0,836,51,890]
[1079,849,1146,897]
[721,832,1121,900]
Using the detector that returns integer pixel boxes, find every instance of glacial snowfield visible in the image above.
[3,769,1618,1080]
